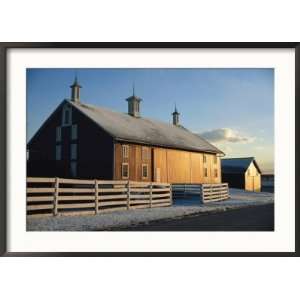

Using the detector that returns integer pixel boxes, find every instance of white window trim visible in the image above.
[121,163,129,179]
[122,145,129,159]
[71,144,77,160]
[71,124,78,140]
[55,145,61,161]
[56,126,61,142]
[142,163,148,179]
[62,104,72,126]
[142,147,150,160]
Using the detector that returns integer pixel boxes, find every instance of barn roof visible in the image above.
[221,157,262,174]
[68,100,223,154]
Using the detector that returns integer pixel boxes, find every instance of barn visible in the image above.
[221,157,262,192]
[27,78,224,184]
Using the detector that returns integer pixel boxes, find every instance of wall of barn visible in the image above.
[27,101,114,179]
[114,142,221,184]
[244,162,261,192]
[114,143,152,181]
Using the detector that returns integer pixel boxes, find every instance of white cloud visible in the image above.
[200,128,255,144]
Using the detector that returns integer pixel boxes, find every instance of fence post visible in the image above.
[201,184,205,203]
[226,183,229,199]
[149,182,153,208]
[95,179,99,214]
[53,177,59,216]
[127,180,131,210]
[169,184,173,206]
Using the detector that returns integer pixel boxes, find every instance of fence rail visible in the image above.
[27,177,172,218]
[172,183,229,203]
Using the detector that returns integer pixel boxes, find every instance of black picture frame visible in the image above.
[0,42,299,257]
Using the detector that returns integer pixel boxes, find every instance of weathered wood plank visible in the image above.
[130,194,150,199]
[202,187,228,192]
[130,188,151,192]
[152,193,171,199]
[59,188,95,193]
[27,188,55,193]
[58,203,95,209]
[151,203,171,208]
[27,196,54,202]
[27,177,55,183]
[130,200,151,204]
[98,180,127,185]
[58,195,95,201]
[99,200,127,207]
[202,191,228,195]
[59,178,95,184]
[151,199,171,204]
[58,210,95,217]
[203,197,228,203]
[100,206,128,213]
[129,204,151,209]
[98,188,127,193]
[99,194,127,200]
[152,188,170,192]
[27,213,54,218]
[27,204,54,211]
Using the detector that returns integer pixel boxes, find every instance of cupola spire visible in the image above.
[172,103,180,126]
[126,84,142,117]
[70,75,81,103]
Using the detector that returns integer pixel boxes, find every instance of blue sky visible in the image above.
[27,68,274,173]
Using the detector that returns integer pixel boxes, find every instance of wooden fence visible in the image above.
[172,183,229,203]
[201,183,229,203]
[27,177,172,218]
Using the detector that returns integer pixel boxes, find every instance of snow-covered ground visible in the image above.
[27,188,274,231]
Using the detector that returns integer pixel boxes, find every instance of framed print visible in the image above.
[0,42,299,256]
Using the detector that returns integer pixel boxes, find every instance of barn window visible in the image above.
[121,163,129,179]
[204,167,208,177]
[56,126,61,142]
[214,155,217,164]
[55,145,61,160]
[65,110,70,124]
[122,145,129,159]
[70,161,77,177]
[62,105,72,126]
[71,124,78,140]
[71,144,77,160]
[203,155,207,163]
[142,164,148,179]
[142,147,149,160]
[214,169,218,178]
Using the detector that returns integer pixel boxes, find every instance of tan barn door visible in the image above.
[156,168,161,182]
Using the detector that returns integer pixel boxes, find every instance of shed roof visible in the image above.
[221,157,261,174]
[68,100,223,154]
